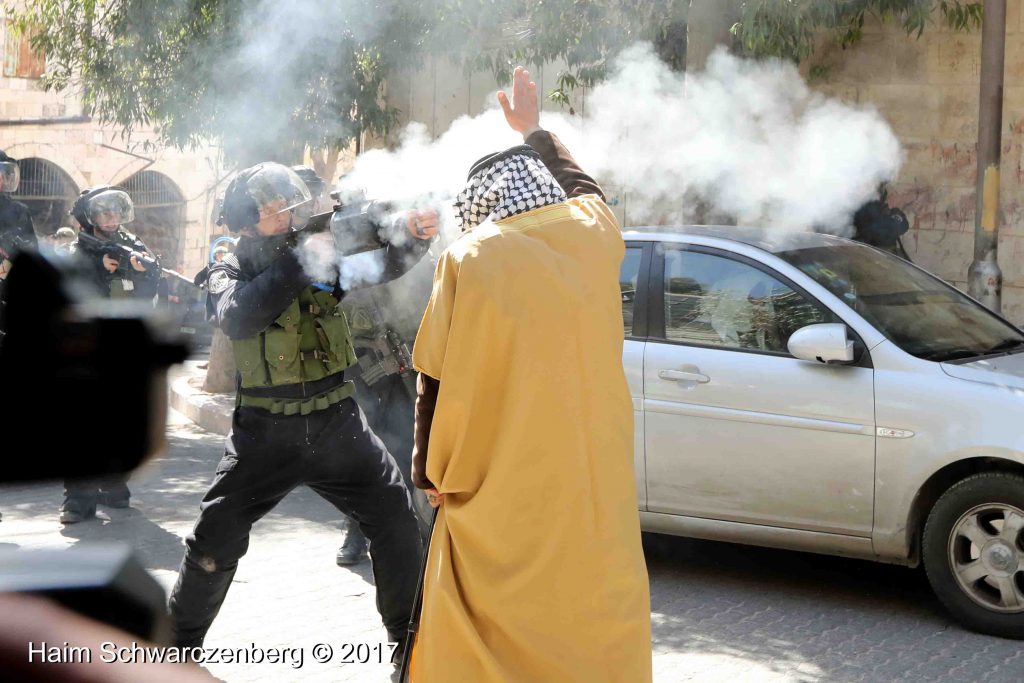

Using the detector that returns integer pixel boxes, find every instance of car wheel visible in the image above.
[922,472,1024,638]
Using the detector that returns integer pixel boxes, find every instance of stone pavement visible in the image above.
[0,361,1022,681]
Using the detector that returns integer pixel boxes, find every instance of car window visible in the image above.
[777,244,1024,361]
[620,247,643,337]
[663,248,832,353]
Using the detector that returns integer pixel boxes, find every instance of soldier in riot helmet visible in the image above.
[167,162,435,658]
[0,151,37,341]
[57,187,159,524]
[851,185,912,260]
[70,186,161,300]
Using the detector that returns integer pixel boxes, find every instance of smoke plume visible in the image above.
[338,43,903,236]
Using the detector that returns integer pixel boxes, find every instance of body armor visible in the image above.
[231,285,358,415]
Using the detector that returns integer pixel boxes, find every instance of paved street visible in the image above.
[2,409,1023,682]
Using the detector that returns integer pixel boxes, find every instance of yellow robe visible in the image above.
[411,195,652,682]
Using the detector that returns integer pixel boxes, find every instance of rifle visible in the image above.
[76,232,195,285]
[77,231,160,274]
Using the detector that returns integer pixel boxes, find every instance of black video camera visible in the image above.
[0,252,188,643]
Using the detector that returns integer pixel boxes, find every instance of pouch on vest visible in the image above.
[264,327,302,385]
[234,336,269,387]
[315,313,357,373]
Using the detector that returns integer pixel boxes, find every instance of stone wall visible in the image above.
[381,3,1024,323]
[808,1,1023,322]
[0,23,228,279]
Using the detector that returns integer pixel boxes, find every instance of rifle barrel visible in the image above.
[161,269,195,286]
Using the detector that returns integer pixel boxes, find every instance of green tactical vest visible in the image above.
[232,285,358,414]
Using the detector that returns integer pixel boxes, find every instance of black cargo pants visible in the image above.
[167,396,422,647]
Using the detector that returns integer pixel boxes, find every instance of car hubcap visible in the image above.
[948,503,1024,613]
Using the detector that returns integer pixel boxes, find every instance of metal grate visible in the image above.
[121,170,185,209]
[11,158,77,202]
[121,170,186,266]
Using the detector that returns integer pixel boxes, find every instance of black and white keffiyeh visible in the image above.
[454,146,567,231]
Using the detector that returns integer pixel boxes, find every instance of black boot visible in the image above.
[59,496,96,524]
[336,523,368,566]
[98,479,131,508]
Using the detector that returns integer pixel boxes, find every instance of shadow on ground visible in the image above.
[642,532,1020,682]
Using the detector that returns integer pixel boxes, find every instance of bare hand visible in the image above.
[497,66,541,138]
[0,259,10,281]
[129,255,147,272]
[406,209,439,240]
[425,488,445,509]
[102,254,120,273]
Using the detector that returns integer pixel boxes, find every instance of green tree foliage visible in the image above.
[423,1,689,105]
[9,0,689,157]
[10,0,424,160]
[732,0,983,62]
[9,0,981,158]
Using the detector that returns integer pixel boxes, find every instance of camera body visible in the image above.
[0,252,188,641]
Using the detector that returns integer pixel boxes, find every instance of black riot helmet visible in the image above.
[0,150,20,194]
[218,163,312,233]
[71,186,136,234]
[290,165,327,226]
[291,165,326,201]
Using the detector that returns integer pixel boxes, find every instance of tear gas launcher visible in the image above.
[300,194,450,257]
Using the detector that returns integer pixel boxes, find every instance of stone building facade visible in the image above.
[1,20,229,280]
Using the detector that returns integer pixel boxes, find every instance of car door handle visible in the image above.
[658,369,711,384]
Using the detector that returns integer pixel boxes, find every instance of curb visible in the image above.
[168,363,234,436]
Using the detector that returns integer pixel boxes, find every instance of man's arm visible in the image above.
[525,129,604,201]
[208,251,310,339]
[411,372,439,490]
[340,209,438,295]
[342,236,431,295]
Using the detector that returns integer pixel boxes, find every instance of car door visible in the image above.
[643,243,876,536]
[621,242,651,510]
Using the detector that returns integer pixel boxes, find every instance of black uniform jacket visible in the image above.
[207,229,431,398]
[0,194,37,259]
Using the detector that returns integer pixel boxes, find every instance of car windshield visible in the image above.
[776,244,1024,362]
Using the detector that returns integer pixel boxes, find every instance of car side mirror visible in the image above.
[788,323,855,364]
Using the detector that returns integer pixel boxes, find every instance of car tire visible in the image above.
[922,472,1024,639]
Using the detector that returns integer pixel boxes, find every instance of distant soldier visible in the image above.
[852,186,911,260]
[0,150,37,342]
[59,187,159,524]
[52,227,77,255]
[71,186,161,301]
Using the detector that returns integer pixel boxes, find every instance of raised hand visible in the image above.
[497,66,541,138]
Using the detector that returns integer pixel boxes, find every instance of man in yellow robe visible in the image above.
[408,66,652,682]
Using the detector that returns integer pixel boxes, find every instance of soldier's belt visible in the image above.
[237,381,354,416]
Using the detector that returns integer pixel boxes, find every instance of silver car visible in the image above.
[621,227,1024,638]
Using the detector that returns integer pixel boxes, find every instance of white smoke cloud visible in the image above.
[337,114,521,244]
[571,44,903,232]
[338,43,903,236]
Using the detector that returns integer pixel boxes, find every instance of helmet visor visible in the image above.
[0,161,20,193]
[247,165,312,219]
[87,189,135,229]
